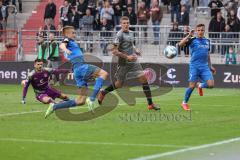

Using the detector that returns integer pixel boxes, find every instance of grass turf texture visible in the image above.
[0,84,240,160]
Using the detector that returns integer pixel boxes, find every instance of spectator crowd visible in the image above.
[1,0,239,62]
[166,0,240,58]
[40,0,240,59]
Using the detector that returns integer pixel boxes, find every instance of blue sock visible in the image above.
[184,88,194,103]
[199,83,208,88]
[53,99,77,110]
[90,77,104,101]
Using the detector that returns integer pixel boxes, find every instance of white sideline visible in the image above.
[131,137,240,160]
[0,137,190,148]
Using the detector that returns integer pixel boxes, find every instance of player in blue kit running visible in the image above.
[45,26,108,118]
[179,24,216,111]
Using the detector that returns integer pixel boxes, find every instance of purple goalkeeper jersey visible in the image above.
[24,68,53,94]
[22,68,69,98]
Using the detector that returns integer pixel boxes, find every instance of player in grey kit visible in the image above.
[21,59,69,104]
[98,16,160,110]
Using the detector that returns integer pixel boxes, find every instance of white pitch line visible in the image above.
[131,137,240,160]
[0,137,190,148]
[0,110,43,117]
[0,102,237,118]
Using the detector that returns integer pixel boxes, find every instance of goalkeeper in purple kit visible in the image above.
[22,59,69,104]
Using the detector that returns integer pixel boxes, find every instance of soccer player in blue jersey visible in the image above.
[45,26,108,118]
[179,24,216,111]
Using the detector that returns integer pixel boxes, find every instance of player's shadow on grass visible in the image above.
[55,92,119,121]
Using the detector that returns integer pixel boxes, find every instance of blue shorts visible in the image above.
[73,64,100,87]
[189,65,213,82]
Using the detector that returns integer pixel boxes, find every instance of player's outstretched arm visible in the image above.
[22,79,31,104]
[59,43,71,54]
[179,29,194,47]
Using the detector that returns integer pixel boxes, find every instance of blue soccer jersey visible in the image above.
[62,37,99,87]
[186,37,213,82]
[63,38,85,67]
[187,37,210,66]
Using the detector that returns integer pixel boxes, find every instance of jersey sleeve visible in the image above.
[113,31,122,46]
[62,37,70,44]
[186,37,195,47]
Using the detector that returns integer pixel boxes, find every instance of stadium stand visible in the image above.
[21,0,62,61]
[0,0,239,64]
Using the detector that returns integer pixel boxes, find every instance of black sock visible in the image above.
[142,83,153,105]
[103,83,116,95]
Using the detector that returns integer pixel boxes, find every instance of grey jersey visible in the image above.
[114,29,135,65]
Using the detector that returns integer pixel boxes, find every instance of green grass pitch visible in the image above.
[0,84,240,160]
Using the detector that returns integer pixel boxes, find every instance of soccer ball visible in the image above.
[163,45,178,59]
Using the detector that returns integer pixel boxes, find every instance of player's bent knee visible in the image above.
[207,81,214,89]
[142,78,148,84]
[115,81,123,88]
[100,70,108,79]
[60,94,69,100]
[189,83,195,89]
[41,101,49,104]
[139,75,148,84]
[42,97,53,104]
[208,84,214,89]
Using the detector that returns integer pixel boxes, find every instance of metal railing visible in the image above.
[0,28,239,64]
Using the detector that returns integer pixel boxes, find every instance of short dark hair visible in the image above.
[34,59,43,63]
[127,4,132,8]
[196,24,205,28]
